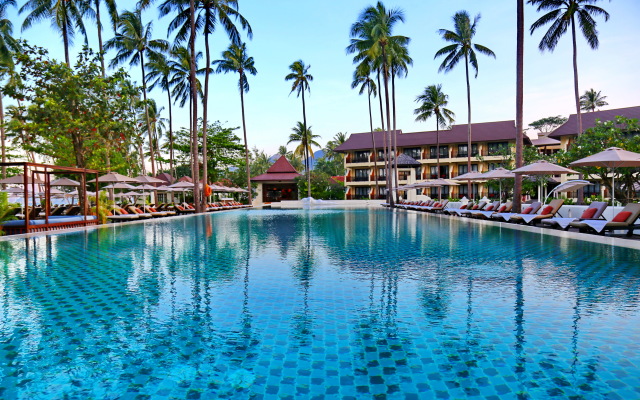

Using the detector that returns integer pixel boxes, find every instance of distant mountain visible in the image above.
[269,150,325,170]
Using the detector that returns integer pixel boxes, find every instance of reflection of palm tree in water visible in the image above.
[291,213,315,344]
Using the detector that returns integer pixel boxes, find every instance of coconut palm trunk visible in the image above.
[436,123,441,201]
[382,45,393,207]
[239,79,252,203]
[464,52,472,199]
[189,0,201,212]
[201,12,212,209]
[571,15,584,204]
[167,89,175,176]
[139,54,156,176]
[392,70,399,204]
[301,82,311,198]
[95,0,105,76]
[514,0,524,211]
[377,70,387,200]
[0,93,5,180]
[368,82,379,197]
[62,19,70,67]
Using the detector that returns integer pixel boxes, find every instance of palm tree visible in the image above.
[514,0,525,214]
[285,60,313,197]
[146,52,177,176]
[288,121,320,197]
[20,0,94,67]
[0,0,18,180]
[160,0,253,210]
[435,11,495,197]
[529,0,609,134]
[351,62,379,196]
[347,2,406,206]
[580,88,608,112]
[188,0,201,212]
[414,84,455,200]
[105,8,169,176]
[92,0,118,76]
[167,45,203,108]
[213,43,257,204]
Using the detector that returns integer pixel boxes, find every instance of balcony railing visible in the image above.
[354,176,369,182]
[351,156,370,163]
[452,150,482,158]
[429,153,449,160]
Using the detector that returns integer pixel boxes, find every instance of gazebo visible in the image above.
[252,156,302,205]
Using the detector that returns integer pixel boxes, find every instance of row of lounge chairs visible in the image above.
[388,198,640,237]
[107,201,251,223]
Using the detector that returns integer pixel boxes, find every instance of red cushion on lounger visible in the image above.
[497,206,506,213]
[149,207,157,212]
[134,207,144,214]
[471,205,479,210]
[187,205,195,210]
[119,208,128,215]
[580,208,597,219]
[460,204,467,210]
[521,207,533,214]
[176,205,185,211]
[541,206,553,215]
[485,205,494,211]
[433,203,440,207]
[612,211,632,222]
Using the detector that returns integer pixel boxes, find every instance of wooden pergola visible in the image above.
[1,162,100,234]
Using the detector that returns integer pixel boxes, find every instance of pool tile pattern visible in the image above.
[0,209,639,399]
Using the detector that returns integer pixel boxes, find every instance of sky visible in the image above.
[8,0,640,155]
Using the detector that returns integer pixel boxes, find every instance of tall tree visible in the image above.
[414,84,455,200]
[347,2,406,206]
[514,0,525,213]
[188,0,201,212]
[213,43,257,204]
[288,121,321,193]
[105,8,169,175]
[351,62,380,196]
[435,11,495,197]
[285,60,313,198]
[580,88,608,112]
[0,0,18,180]
[529,0,610,134]
[160,0,252,210]
[146,52,176,176]
[20,0,94,67]
[92,0,118,76]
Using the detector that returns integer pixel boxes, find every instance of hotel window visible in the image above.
[458,184,479,197]
[430,145,449,159]
[353,151,370,163]
[457,144,477,157]
[487,142,509,156]
[488,162,507,171]
[430,186,449,197]
[354,187,370,198]
[354,169,370,181]
[377,150,385,161]
[378,168,386,180]
[430,165,449,179]
[457,164,478,175]
[403,147,422,159]
[583,183,601,197]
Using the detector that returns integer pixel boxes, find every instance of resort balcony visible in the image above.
[346,176,370,182]
[451,150,482,158]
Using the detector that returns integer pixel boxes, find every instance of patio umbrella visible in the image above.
[569,147,640,211]
[133,175,166,184]
[0,174,44,185]
[479,168,515,202]
[2,187,24,193]
[88,172,137,183]
[512,161,578,201]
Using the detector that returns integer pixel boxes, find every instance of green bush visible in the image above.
[0,193,17,235]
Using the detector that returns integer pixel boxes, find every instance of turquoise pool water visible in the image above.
[1,208,639,399]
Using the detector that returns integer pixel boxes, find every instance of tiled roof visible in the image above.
[549,106,640,138]
[252,156,302,182]
[334,121,524,152]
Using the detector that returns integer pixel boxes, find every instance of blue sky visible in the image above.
[8,0,640,155]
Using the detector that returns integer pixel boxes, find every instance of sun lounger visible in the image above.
[569,203,640,236]
[492,201,542,222]
[541,201,607,230]
[511,199,564,225]
[143,205,168,217]
[467,201,500,217]
[423,200,449,212]
[443,202,472,215]
[125,205,154,219]
[471,201,511,219]
[453,201,488,217]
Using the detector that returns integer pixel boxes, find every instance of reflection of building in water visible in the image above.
[251,156,302,205]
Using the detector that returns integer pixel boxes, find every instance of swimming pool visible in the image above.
[1,208,639,399]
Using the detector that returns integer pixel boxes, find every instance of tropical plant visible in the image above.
[295,172,345,200]
[0,1,19,179]
[288,121,321,197]
[105,8,169,176]
[213,43,257,204]
[0,191,16,233]
[414,84,455,199]
[160,0,253,209]
[580,88,608,112]
[347,1,406,205]
[91,0,118,75]
[250,147,272,177]
[435,10,495,197]
[285,60,314,197]
[528,0,610,134]
[20,0,94,66]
